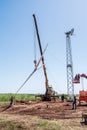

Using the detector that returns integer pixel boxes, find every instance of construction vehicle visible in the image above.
[33,14,55,101]
[73,73,87,105]
[79,90,87,105]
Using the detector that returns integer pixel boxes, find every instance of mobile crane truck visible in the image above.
[33,14,55,101]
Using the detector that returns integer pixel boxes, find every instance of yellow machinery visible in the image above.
[33,14,55,101]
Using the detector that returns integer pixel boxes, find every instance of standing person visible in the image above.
[72,96,76,110]
[9,96,14,107]
[61,94,64,102]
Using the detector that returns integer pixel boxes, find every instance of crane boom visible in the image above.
[33,14,49,92]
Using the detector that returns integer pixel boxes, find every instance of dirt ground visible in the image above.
[0,100,87,130]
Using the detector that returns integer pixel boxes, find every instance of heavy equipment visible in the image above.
[73,73,87,105]
[33,14,55,101]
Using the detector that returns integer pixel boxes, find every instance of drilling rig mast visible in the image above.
[65,29,74,96]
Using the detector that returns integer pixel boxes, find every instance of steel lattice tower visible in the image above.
[65,29,74,96]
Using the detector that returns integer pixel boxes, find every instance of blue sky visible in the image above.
[0,0,87,94]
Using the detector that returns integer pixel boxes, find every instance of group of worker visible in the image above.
[61,94,77,110]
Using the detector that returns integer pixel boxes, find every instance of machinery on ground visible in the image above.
[33,14,55,101]
[73,73,87,105]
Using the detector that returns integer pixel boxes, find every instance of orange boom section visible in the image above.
[79,90,87,104]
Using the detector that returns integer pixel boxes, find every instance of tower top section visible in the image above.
[65,28,74,36]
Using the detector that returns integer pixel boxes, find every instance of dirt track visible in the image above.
[1,100,87,120]
[0,100,87,130]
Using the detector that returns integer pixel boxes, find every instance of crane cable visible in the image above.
[15,44,48,94]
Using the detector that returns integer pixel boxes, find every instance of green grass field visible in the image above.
[0,93,37,102]
[0,93,75,102]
